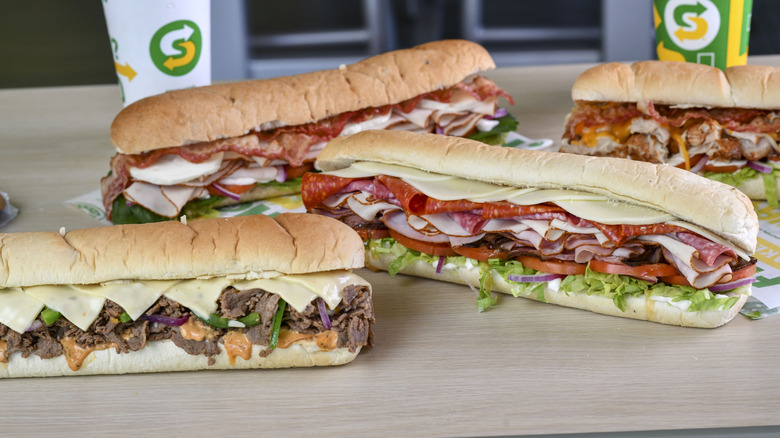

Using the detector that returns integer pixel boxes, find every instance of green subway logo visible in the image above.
[149,20,202,76]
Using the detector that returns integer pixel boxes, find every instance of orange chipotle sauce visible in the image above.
[223,331,252,365]
[60,338,116,371]
[276,328,339,351]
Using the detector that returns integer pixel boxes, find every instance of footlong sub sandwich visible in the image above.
[0,213,374,377]
[561,61,780,206]
[101,39,515,225]
[302,130,758,328]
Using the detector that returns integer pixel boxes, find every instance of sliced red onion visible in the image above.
[25,320,44,332]
[275,165,287,183]
[507,273,566,283]
[689,155,708,173]
[141,314,189,326]
[487,108,508,119]
[436,255,446,274]
[210,182,241,201]
[317,298,332,329]
[435,125,444,135]
[708,277,756,292]
[747,161,773,174]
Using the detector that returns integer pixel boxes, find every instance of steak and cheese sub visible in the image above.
[0,213,373,377]
[302,130,757,328]
[562,61,780,206]
[102,40,515,224]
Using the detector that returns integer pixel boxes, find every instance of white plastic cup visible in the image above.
[102,0,211,106]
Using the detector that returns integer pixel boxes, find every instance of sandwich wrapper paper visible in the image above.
[64,133,779,321]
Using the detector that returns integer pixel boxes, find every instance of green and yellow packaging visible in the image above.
[654,0,752,69]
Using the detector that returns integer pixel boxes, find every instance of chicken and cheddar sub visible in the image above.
[102,39,515,224]
[0,213,373,377]
[562,61,780,206]
[302,131,757,328]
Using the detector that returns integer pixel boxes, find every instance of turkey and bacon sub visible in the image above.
[561,61,780,206]
[0,213,373,378]
[302,130,757,328]
[102,39,515,224]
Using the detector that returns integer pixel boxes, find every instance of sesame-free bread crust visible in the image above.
[572,60,780,109]
[110,40,495,154]
[0,213,364,288]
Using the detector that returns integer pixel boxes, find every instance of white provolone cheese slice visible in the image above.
[553,200,676,225]
[164,277,232,318]
[232,278,316,313]
[506,189,607,205]
[233,271,369,312]
[129,152,224,186]
[280,271,370,310]
[404,177,517,202]
[24,285,106,332]
[328,161,451,181]
[0,287,45,334]
[74,280,180,321]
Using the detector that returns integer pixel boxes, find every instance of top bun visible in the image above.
[572,60,780,109]
[0,213,364,288]
[110,40,496,155]
[316,130,757,254]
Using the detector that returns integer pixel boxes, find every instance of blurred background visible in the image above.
[1,0,778,88]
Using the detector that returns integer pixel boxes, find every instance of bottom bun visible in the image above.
[367,253,748,328]
[736,174,779,201]
[0,338,359,378]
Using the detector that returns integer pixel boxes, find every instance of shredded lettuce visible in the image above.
[368,238,749,313]
[467,113,519,146]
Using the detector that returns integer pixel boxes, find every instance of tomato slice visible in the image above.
[515,255,586,276]
[285,162,315,179]
[589,260,678,282]
[388,230,457,256]
[731,262,757,281]
[452,246,509,261]
[208,183,256,197]
[356,228,391,241]
[703,163,742,173]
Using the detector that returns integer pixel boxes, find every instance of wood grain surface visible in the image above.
[0,58,779,437]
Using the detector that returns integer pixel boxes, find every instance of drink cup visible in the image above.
[654,0,752,69]
[102,0,211,106]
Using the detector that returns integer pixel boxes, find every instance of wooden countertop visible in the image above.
[1,58,779,437]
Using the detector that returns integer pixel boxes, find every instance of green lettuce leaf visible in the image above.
[705,164,780,208]
[111,194,170,225]
[467,113,519,146]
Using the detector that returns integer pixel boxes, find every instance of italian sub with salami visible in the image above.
[302,130,757,328]
[0,213,373,377]
[562,61,780,206]
[102,39,515,224]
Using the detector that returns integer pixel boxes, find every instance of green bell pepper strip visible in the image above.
[119,312,133,323]
[238,312,261,327]
[41,308,61,326]
[269,299,287,349]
